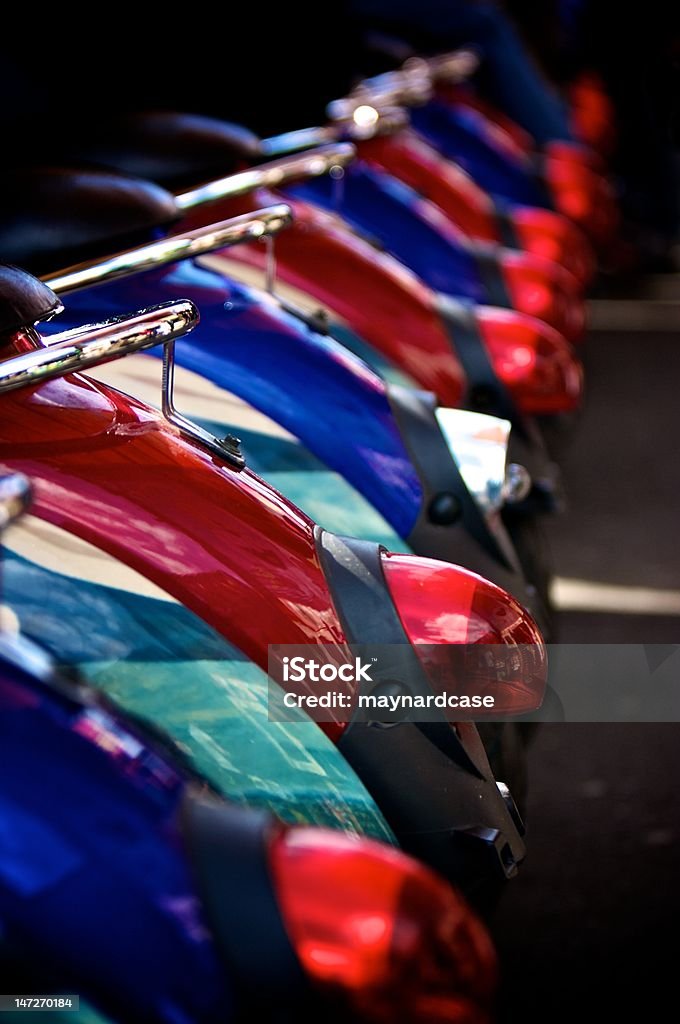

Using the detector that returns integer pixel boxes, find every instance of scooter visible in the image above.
[0,263,542,896]
[31,182,550,628]
[75,110,586,344]
[332,56,618,247]
[0,477,495,1023]
[0,163,566,605]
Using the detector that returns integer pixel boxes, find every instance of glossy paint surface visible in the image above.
[359,129,501,242]
[285,162,489,302]
[4,517,394,840]
[0,337,346,663]
[44,263,424,538]
[183,190,467,408]
[0,651,231,1022]
[286,163,582,341]
[411,100,551,208]
[89,354,410,553]
[359,130,594,287]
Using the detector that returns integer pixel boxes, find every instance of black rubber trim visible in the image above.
[181,789,306,1007]
[315,529,526,895]
[494,204,521,249]
[385,384,549,629]
[435,294,527,432]
[386,383,513,567]
[473,247,512,307]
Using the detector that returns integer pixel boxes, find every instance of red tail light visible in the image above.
[476,307,583,415]
[568,73,617,157]
[510,206,595,288]
[381,553,547,714]
[544,145,619,247]
[500,250,586,343]
[270,826,496,1023]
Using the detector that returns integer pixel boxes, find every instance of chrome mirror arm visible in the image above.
[43,205,293,295]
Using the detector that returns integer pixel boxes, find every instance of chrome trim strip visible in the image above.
[0,301,198,394]
[175,143,356,211]
[44,206,293,295]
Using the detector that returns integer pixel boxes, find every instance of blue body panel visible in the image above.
[3,546,395,843]
[0,649,231,1023]
[286,161,487,301]
[43,262,424,538]
[411,100,552,208]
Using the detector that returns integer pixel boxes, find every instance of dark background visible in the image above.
[495,322,680,1021]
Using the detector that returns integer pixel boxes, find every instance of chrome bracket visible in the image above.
[0,299,246,470]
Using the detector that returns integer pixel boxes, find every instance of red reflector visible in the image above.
[381,553,547,714]
[511,207,595,288]
[476,308,583,415]
[500,251,586,343]
[544,147,619,247]
[270,827,496,1023]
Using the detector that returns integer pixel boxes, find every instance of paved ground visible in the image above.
[494,325,680,1020]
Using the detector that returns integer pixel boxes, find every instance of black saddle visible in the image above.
[75,112,264,192]
[0,167,179,276]
[0,264,61,337]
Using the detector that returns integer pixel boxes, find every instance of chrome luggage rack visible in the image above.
[26,145,361,466]
[32,204,308,468]
[0,300,254,464]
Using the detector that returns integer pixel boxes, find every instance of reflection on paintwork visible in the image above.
[88,355,411,552]
[4,518,394,845]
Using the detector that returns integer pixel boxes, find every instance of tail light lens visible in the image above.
[510,206,596,288]
[568,73,617,157]
[544,146,619,247]
[500,250,586,343]
[270,826,496,1023]
[476,307,583,415]
[381,553,546,714]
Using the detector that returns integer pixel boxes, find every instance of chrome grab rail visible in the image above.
[327,70,433,121]
[0,299,246,468]
[327,49,478,121]
[0,301,198,395]
[0,472,32,529]
[262,109,408,158]
[44,205,293,295]
[175,143,356,211]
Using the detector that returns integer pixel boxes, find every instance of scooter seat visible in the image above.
[76,112,263,191]
[0,167,179,275]
[0,264,61,337]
